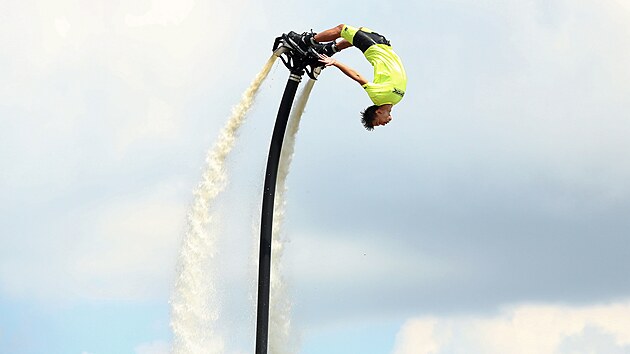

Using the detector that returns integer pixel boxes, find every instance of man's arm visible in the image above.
[318,54,369,86]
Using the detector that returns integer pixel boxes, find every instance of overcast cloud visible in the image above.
[1,0,630,353]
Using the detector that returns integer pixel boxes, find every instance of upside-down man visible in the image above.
[286,24,407,130]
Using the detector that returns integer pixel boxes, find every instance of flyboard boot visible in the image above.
[273,30,327,80]
[282,31,315,57]
[287,31,339,56]
[308,41,338,57]
[282,30,339,58]
[272,31,324,80]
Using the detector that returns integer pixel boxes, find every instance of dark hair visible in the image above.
[360,105,379,131]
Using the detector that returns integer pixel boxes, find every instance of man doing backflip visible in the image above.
[286,24,407,130]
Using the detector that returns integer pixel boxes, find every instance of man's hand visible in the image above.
[317,53,369,86]
[318,53,337,67]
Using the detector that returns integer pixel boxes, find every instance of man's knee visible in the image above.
[334,24,345,35]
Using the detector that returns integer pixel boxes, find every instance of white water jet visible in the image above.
[171,55,277,354]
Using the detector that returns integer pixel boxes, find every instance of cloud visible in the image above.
[125,0,195,27]
[3,2,630,351]
[135,340,171,354]
[391,300,630,354]
[391,319,443,354]
[0,181,187,301]
[279,0,630,324]
[69,188,185,299]
[0,0,275,303]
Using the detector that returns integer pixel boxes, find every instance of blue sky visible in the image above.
[2,0,630,353]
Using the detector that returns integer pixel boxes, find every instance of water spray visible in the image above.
[171,55,276,354]
[170,33,324,354]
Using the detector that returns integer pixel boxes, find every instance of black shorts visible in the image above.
[352,29,391,52]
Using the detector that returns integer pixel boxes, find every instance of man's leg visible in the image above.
[334,39,353,51]
[313,25,353,55]
[285,24,353,56]
[313,24,345,42]
[285,24,343,54]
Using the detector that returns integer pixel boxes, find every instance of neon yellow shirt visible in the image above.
[341,25,407,106]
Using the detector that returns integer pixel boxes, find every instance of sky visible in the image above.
[2,0,630,353]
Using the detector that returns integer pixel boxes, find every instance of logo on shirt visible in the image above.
[393,88,405,97]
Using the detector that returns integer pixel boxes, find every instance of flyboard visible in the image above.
[255,34,324,354]
[272,33,324,79]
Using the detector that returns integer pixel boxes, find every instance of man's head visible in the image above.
[360,104,393,130]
